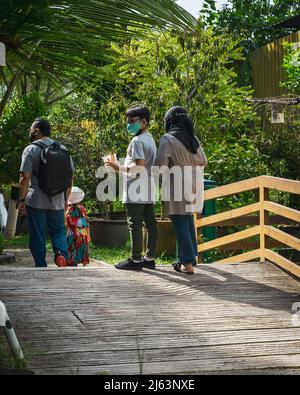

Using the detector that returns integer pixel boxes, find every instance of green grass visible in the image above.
[4,234,30,249]
[89,241,175,265]
[5,234,175,265]
[4,234,52,251]
[0,331,27,369]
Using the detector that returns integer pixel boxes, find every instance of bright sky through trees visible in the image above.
[177,0,228,17]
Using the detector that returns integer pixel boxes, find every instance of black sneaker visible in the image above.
[115,258,143,271]
[142,258,156,270]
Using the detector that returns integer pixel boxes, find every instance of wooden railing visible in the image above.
[195,176,300,278]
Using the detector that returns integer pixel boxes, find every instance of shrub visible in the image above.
[0,93,47,184]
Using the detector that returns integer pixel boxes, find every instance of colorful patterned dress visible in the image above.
[66,205,90,266]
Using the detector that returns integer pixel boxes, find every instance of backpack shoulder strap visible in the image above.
[31,141,49,179]
[55,141,69,151]
[31,140,49,149]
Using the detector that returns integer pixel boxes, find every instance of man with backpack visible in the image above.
[18,119,74,267]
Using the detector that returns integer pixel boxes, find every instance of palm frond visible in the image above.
[0,0,196,112]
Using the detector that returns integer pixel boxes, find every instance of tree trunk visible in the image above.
[0,68,8,87]
[21,74,27,96]
[0,68,22,117]
[4,184,20,240]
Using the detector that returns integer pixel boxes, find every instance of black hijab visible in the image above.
[164,106,200,154]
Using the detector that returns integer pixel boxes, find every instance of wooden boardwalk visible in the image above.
[0,261,300,375]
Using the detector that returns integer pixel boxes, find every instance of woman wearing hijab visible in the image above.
[154,106,208,274]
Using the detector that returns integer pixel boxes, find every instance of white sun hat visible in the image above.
[68,187,85,205]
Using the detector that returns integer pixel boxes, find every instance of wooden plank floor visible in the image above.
[0,261,300,375]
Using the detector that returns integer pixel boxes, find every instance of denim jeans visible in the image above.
[27,206,68,267]
[126,203,158,261]
[170,214,198,265]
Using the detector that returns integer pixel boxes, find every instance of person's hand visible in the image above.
[105,161,120,172]
[18,202,27,217]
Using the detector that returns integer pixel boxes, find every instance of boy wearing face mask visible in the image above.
[106,104,158,271]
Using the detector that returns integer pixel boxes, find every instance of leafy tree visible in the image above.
[256,106,300,181]
[0,0,196,116]
[97,27,255,148]
[206,136,270,185]
[87,27,270,194]
[282,43,300,94]
[200,0,300,87]
[201,0,300,50]
[0,93,46,184]
[46,25,267,202]
[51,119,102,202]
[48,96,102,200]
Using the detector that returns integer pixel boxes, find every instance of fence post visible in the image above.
[4,184,20,240]
[194,213,200,264]
[0,301,24,361]
[259,184,269,262]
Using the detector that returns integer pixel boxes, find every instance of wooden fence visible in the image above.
[195,176,300,278]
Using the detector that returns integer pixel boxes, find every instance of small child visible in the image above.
[66,187,90,266]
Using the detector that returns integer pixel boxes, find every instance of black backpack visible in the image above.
[32,141,73,197]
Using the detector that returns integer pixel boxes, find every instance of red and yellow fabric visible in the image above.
[66,205,90,266]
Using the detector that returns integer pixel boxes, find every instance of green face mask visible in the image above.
[127,121,141,136]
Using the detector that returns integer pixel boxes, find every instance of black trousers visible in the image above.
[126,203,158,261]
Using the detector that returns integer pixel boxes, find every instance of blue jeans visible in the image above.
[27,206,68,267]
[170,215,198,265]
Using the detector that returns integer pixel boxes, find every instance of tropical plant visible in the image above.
[40,24,275,211]
[256,105,300,182]
[201,0,300,50]
[282,43,300,94]
[97,26,256,150]
[0,92,47,184]
[0,0,196,116]
[50,118,102,202]
[205,136,270,186]
[201,0,300,87]
[46,25,267,203]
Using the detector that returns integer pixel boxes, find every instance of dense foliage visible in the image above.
[0,1,299,212]
[47,26,266,196]
[282,44,300,94]
[0,93,46,184]
[202,0,300,49]
[0,0,195,116]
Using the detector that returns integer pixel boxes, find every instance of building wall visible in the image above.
[249,30,300,98]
